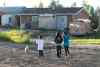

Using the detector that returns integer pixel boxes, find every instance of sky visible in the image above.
[0,0,100,8]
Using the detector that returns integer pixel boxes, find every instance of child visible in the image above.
[63,29,70,57]
[36,35,44,57]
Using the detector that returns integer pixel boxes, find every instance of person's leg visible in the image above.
[64,48,68,56]
[65,47,70,56]
[39,50,41,56]
[56,46,60,57]
[41,50,44,56]
[39,50,44,56]
[67,47,70,55]
[59,45,62,57]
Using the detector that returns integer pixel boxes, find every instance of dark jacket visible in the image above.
[55,35,63,44]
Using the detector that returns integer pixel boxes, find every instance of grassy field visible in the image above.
[72,39,100,45]
[0,29,100,45]
[71,33,100,45]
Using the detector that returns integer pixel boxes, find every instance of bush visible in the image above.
[0,30,31,43]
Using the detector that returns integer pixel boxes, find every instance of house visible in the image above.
[68,8,91,35]
[0,7,90,34]
[0,7,25,27]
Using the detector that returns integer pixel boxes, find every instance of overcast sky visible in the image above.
[0,0,100,8]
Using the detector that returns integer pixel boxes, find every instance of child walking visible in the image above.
[36,35,44,57]
[63,28,70,57]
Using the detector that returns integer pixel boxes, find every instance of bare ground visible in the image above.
[0,42,100,67]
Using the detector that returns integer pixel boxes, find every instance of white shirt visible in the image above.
[36,39,44,50]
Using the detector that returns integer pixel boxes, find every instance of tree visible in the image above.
[48,0,63,9]
[93,7,100,32]
[90,11,98,31]
[48,0,56,9]
[57,4,63,8]
[71,2,77,7]
[83,3,98,31]
[39,2,44,8]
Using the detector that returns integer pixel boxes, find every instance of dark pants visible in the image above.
[39,50,44,56]
[64,47,70,56]
[56,45,62,57]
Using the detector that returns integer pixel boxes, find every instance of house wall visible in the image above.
[68,15,72,22]
[67,15,72,26]
[1,15,17,26]
[77,9,89,19]
[71,9,89,21]
[69,22,91,35]
[20,15,32,24]
[20,15,39,29]
[39,15,55,29]
[0,14,76,32]
[20,15,32,29]
[69,10,91,35]
[56,16,68,30]
[32,16,39,28]
[1,15,11,25]
[39,15,68,30]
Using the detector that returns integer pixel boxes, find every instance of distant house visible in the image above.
[0,7,25,27]
[0,7,90,33]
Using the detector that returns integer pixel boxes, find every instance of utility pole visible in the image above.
[57,0,59,5]
[3,0,6,7]
[39,0,43,8]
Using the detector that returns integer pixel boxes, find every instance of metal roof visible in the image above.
[0,7,82,15]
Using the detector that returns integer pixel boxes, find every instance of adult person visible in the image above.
[54,31,63,58]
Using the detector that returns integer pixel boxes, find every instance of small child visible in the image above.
[25,45,29,53]
[36,35,44,57]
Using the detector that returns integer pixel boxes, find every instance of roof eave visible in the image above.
[2,12,78,16]
[74,7,84,15]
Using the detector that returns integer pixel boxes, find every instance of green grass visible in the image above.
[0,30,31,44]
[71,32,100,45]
[72,39,100,45]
